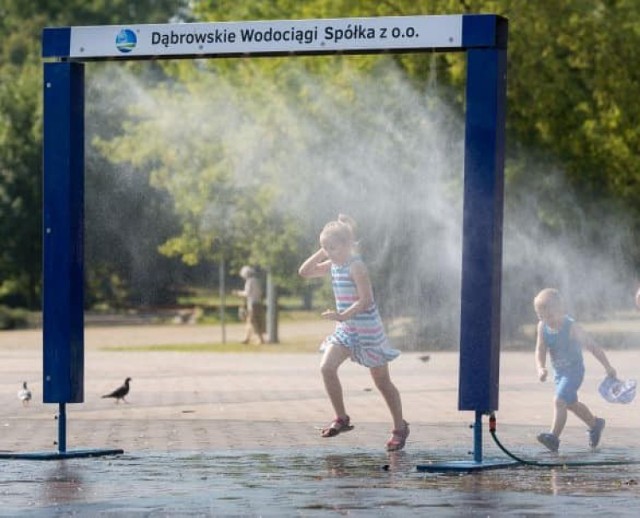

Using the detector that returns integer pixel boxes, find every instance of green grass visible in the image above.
[177,288,308,310]
[94,308,640,353]
[101,337,322,354]
[189,308,321,326]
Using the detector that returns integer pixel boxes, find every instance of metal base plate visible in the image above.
[0,448,124,460]
[417,459,520,473]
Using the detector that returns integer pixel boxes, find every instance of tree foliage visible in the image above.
[0,0,191,308]
[1,0,639,323]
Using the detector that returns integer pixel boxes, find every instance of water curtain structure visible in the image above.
[15,14,508,465]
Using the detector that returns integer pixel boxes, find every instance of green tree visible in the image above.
[4,0,639,322]
[0,0,191,308]
[94,72,306,289]
[186,0,640,334]
[0,20,42,307]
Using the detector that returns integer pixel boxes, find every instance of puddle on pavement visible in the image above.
[1,446,639,516]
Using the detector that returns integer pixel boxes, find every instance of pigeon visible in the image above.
[102,377,131,403]
[18,381,32,406]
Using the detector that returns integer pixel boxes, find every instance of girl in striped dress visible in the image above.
[298,215,409,451]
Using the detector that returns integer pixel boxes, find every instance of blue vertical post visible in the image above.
[58,403,67,453]
[458,16,508,460]
[43,62,85,453]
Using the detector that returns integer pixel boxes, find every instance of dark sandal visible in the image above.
[386,420,410,451]
[321,416,354,438]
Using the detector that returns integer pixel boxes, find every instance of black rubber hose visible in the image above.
[489,413,640,468]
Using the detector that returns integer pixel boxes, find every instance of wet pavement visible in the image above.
[2,444,639,516]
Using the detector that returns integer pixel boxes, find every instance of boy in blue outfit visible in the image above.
[533,288,617,452]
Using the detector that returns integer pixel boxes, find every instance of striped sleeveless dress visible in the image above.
[323,256,400,367]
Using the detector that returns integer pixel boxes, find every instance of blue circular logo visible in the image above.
[115,29,137,53]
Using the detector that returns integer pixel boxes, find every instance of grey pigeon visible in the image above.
[18,381,32,406]
[102,377,131,403]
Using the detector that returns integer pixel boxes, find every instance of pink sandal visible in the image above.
[321,415,354,438]
[386,420,410,451]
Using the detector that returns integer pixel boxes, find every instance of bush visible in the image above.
[0,305,31,330]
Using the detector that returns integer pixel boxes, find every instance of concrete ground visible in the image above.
[2,321,640,517]
[1,321,638,455]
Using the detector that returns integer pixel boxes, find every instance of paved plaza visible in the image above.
[1,322,638,455]
[1,323,639,516]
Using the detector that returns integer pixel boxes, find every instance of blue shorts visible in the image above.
[554,369,584,404]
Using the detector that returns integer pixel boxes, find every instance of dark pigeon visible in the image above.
[102,377,131,403]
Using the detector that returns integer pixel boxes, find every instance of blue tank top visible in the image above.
[542,315,584,375]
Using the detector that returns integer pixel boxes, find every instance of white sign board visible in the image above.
[69,16,463,58]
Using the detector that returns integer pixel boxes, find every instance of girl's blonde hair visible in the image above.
[320,214,357,245]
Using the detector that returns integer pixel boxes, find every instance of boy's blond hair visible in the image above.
[533,288,564,312]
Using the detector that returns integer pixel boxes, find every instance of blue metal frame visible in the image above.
[35,62,123,460]
[43,62,85,406]
[456,16,508,469]
[35,14,508,468]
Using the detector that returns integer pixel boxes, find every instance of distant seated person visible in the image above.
[234,266,266,344]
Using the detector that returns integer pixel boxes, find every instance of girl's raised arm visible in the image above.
[299,248,332,278]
